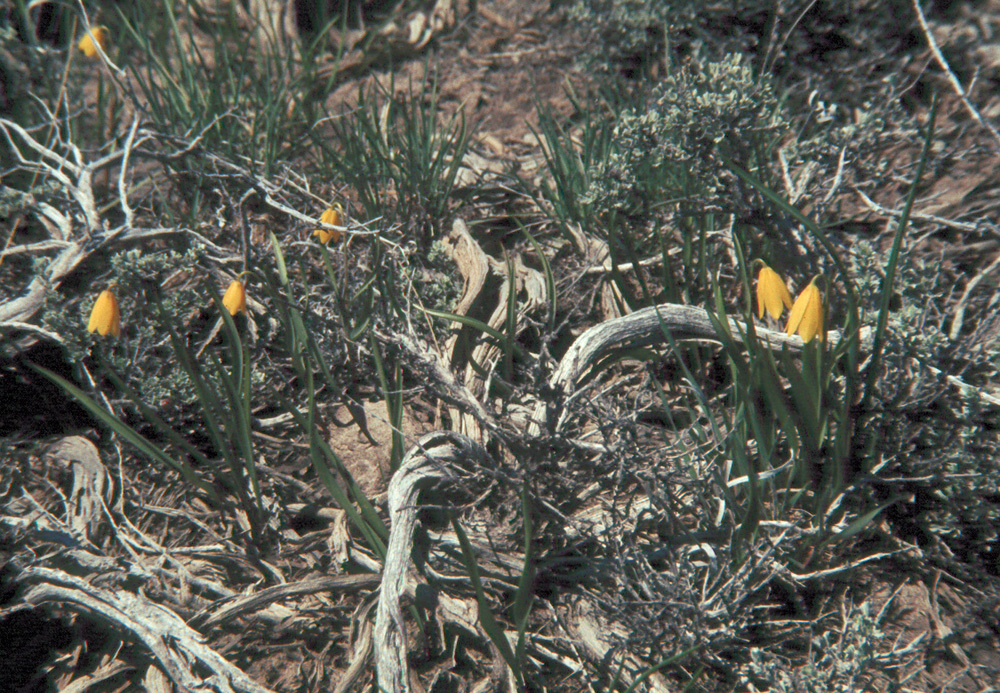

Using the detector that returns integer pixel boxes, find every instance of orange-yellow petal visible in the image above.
[78,26,110,58]
[785,281,823,343]
[87,289,121,337]
[313,204,344,244]
[756,264,793,320]
[222,280,247,316]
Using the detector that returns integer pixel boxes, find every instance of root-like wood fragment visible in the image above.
[374,431,491,693]
[18,566,275,693]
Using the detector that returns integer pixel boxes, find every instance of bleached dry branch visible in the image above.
[18,566,275,693]
[0,118,201,330]
[374,431,492,693]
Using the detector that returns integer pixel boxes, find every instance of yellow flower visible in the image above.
[222,280,248,316]
[87,289,121,337]
[755,262,793,320]
[313,203,344,244]
[785,277,823,343]
[78,26,110,58]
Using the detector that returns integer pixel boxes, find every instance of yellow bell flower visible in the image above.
[785,276,823,343]
[87,289,121,337]
[755,261,793,320]
[313,203,344,244]
[222,279,248,316]
[78,26,111,58]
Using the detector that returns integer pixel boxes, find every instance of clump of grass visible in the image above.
[115,0,322,172]
[527,56,787,311]
[36,229,394,558]
[312,76,471,247]
[529,87,619,233]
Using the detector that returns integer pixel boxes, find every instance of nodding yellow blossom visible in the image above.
[785,277,823,343]
[87,289,121,337]
[755,262,793,320]
[313,203,344,244]
[78,26,110,58]
[222,280,247,316]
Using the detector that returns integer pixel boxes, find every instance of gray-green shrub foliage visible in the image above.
[585,54,784,216]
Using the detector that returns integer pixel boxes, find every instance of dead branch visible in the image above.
[911,0,1000,149]
[0,117,222,331]
[195,573,381,630]
[374,431,492,693]
[529,303,865,437]
[17,565,276,693]
[46,436,110,546]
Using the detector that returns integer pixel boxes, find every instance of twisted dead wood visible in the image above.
[0,118,229,333]
[529,302,862,436]
[18,566,275,693]
[374,273,999,689]
[48,436,110,544]
[442,218,549,443]
[374,431,492,693]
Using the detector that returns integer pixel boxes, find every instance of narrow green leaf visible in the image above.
[419,306,529,361]
[502,252,517,382]
[717,151,856,301]
[269,231,290,286]
[513,487,535,667]
[623,647,700,693]
[518,225,557,331]
[30,364,215,500]
[286,383,387,559]
[217,299,261,506]
[98,367,213,470]
[452,516,522,686]
[861,94,939,410]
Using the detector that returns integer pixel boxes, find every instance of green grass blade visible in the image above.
[286,383,388,559]
[419,306,529,361]
[513,486,535,667]
[518,224,557,331]
[452,515,522,686]
[97,366,213,470]
[216,302,262,510]
[717,151,855,298]
[370,334,404,472]
[861,95,939,410]
[269,231,290,287]
[502,252,517,382]
[30,363,214,500]
[622,646,699,693]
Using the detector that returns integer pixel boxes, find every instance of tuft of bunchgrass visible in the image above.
[311,75,471,247]
[528,87,618,235]
[114,0,330,173]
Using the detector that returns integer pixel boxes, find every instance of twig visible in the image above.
[195,574,381,630]
[856,188,981,232]
[0,118,231,329]
[378,329,503,437]
[912,0,1000,149]
[118,118,141,229]
[948,251,1000,339]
